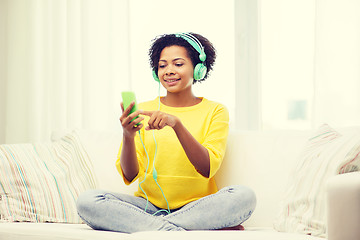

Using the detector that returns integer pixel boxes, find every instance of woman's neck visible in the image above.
[161,92,201,107]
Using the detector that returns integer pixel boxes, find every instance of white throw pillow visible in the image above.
[0,131,97,223]
[51,129,138,195]
[273,124,360,237]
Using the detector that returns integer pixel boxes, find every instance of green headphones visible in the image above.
[152,32,207,82]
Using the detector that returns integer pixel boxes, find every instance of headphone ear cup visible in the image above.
[152,70,160,82]
[194,63,207,81]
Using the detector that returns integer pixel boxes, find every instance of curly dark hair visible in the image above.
[149,33,216,83]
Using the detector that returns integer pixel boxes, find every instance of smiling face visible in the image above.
[157,45,194,94]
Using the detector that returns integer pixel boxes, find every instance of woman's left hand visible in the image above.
[140,110,179,130]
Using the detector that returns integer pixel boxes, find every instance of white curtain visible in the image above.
[1,0,237,144]
[3,0,357,143]
[1,0,130,143]
[313,0,360,128]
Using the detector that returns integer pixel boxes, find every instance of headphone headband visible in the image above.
[175,33,207,62]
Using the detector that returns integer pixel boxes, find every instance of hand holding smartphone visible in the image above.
[121,91,140,126]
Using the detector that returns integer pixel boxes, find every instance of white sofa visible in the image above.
[0,127,359,240]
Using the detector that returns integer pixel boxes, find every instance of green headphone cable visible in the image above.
[138,81,171,215]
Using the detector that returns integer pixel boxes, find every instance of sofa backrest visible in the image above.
[215,130,310,228]
[53,129,311,228]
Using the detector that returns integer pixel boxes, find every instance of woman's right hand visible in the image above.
[120,101,144,138]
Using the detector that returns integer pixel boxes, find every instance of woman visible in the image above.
[76,32,256,233]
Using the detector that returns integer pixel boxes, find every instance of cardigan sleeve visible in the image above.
[202,104,229,178]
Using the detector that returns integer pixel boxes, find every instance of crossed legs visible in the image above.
[76,185,256,233]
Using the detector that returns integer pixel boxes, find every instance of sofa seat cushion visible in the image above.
[0,222,324,240]
[0,222,132,240]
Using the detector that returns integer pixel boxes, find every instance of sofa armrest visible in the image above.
[327,172,360,240]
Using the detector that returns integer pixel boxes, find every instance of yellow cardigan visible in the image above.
[116,97,229,209]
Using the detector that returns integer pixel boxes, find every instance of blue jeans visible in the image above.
[76,185,256,233]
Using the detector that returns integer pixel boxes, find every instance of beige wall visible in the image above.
[0,0,7,143]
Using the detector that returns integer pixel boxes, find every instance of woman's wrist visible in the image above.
[123,132,136,141]
[171,116,181,130]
